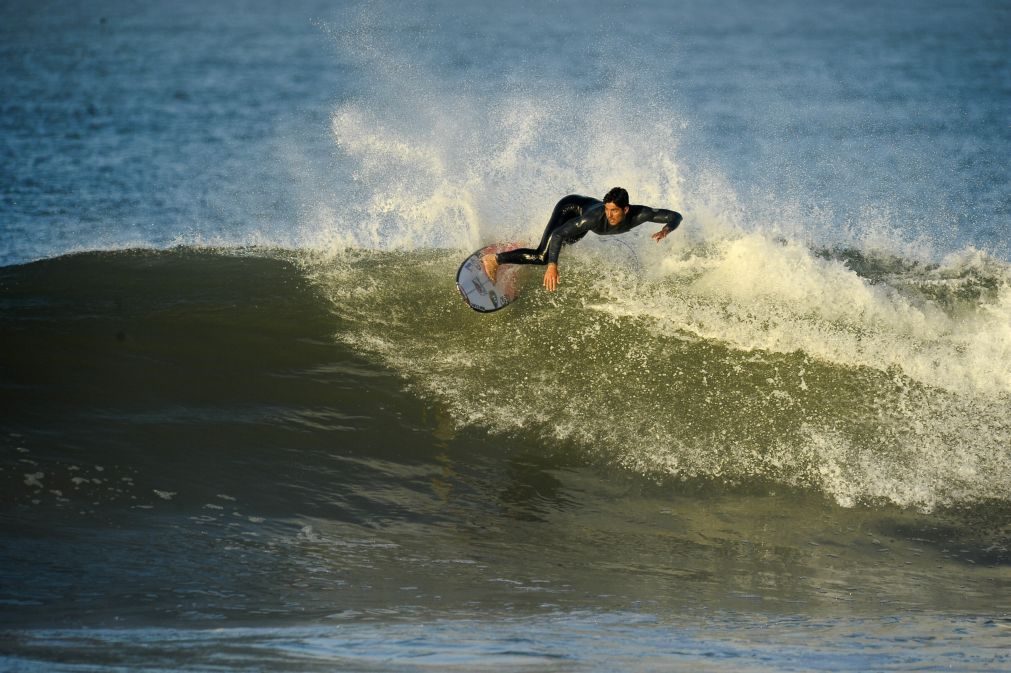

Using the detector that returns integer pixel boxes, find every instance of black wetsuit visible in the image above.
[495,194,683,266]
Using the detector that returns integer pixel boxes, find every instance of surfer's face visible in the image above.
[604,202,629,226]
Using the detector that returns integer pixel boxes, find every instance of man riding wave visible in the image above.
[483,187,683,292]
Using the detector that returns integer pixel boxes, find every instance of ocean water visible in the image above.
[1,0,1009,671]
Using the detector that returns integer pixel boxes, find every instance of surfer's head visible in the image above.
[603,187,630,226]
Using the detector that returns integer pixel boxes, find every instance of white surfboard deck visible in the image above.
[456,243,521,312]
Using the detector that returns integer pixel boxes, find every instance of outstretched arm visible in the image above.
[642,207,682,242]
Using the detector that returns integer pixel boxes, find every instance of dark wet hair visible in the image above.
[603,187,629,208]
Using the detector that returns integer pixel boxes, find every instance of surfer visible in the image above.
[482,187,682,292]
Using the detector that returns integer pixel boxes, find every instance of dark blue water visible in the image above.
[2,1,1009,670]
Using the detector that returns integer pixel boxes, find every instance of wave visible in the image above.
[300,234,1010,511]
[3,217,1010,519]
[284,11,1009,514]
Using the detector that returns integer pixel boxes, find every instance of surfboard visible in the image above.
[456,243,521,312]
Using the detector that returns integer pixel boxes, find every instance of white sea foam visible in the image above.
[594,233,1011,397]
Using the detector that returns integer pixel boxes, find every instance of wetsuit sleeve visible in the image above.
[636,206,682,231]
[546,214,595,264]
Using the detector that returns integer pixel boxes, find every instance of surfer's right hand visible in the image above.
[543,263,559,292]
